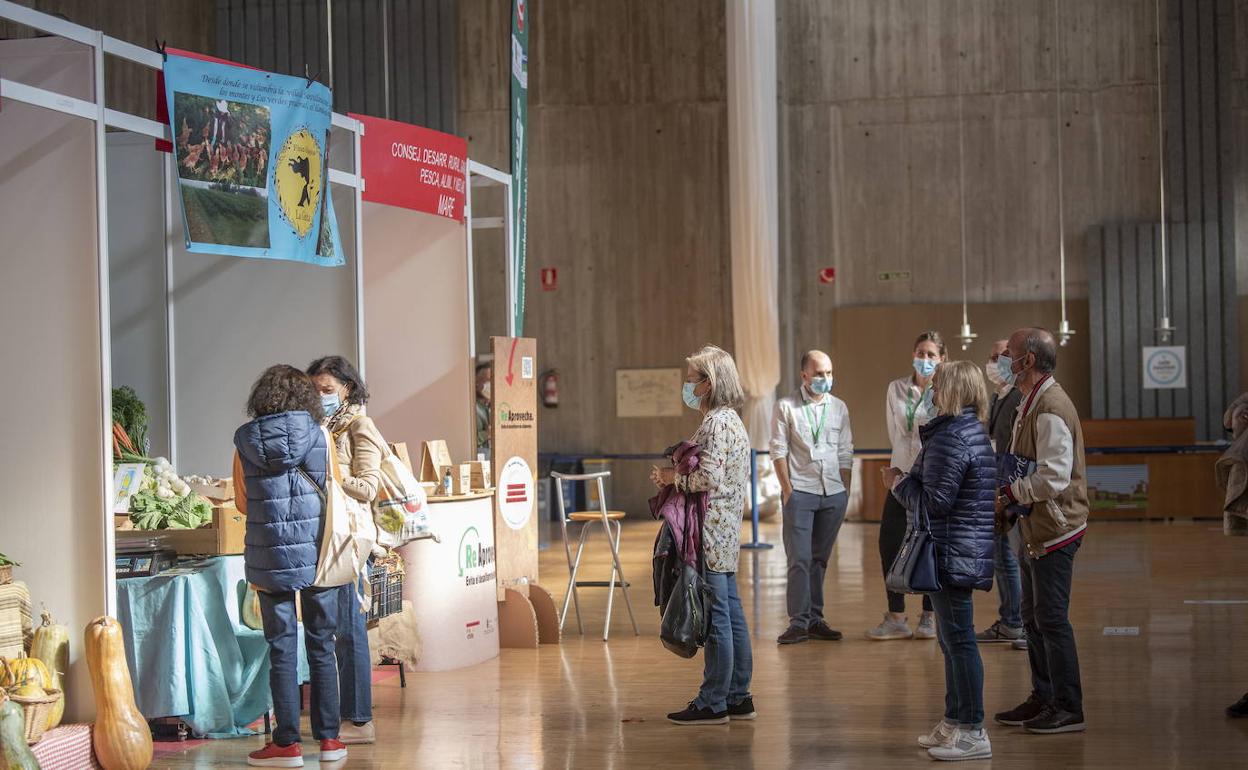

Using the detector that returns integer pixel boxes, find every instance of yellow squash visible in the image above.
[0,653,50,691]
[29,609,68,729]
[84,617,152,770]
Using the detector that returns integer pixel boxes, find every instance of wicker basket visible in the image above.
[0,565,11,586]
[9,689,61,744]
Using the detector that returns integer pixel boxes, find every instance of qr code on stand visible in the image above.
[522,356,534,379]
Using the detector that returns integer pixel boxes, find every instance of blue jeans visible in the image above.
[927,586,984,728]
[337,578,372,723]
[258,587,341,745]
[694,571,753,713]
[994,528,1023,629]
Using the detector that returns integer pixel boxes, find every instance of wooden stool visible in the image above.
[551,471,640,641]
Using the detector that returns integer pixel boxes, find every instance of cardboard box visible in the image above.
[452,464,473,495]
[469,460,492,490]
[189,478,234,503]
[418,440,453,483]
[114,504,245,556]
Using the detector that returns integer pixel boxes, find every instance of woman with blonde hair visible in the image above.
[882,360,998,761]
[650,345,753,725]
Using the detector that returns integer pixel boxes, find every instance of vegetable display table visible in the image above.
[398,493,500,671]
[115,555,308,737]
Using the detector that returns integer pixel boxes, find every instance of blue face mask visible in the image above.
[682,381,703,410]
[996,355,1018,386]
[321,393,342,416]
[913,358,938,378]
[809,376,833,395]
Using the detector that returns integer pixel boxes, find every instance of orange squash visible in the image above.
[30,609,69,729]
[84,617,152,770]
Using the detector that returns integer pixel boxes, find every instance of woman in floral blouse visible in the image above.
[650,344,753,725]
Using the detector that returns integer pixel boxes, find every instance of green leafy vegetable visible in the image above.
[112,386,150,456]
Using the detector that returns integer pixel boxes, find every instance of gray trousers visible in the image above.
[782,490,849,628]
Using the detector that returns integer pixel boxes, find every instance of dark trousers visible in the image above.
[1020,539,1084,713]
[782,490,848,628]
[928,585,985,727]
[337,579,373,723]
[258,587,341,746]
[879,492,932,614]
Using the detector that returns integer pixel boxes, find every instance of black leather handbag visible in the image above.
[885,504,941,595]
[659,507,710,658]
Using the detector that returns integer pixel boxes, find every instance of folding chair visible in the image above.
[551,470,640,641]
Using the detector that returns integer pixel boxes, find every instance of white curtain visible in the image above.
[728,0,781,450]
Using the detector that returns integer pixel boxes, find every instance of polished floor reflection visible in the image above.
[154,520,1248,768]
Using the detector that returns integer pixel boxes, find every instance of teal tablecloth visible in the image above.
[116,555,308,738]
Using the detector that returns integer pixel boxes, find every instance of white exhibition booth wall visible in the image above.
[0,36,106,721]
[1,30,484,719]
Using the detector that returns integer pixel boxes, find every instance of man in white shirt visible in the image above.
[771,350,854,645]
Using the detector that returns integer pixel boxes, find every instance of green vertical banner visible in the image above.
[510,0,530,335]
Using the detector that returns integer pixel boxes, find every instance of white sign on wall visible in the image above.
[1142,346,1187,390]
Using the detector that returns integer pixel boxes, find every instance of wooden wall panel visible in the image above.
[778,0,1164,311]
[460,0,731,488]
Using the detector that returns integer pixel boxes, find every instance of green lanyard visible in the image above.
[904,386,930,433]
[803,401,828,447]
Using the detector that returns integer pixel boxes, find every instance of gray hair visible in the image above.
[686,345,745,411]
[1023,328,1058,374]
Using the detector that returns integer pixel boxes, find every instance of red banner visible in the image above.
[351,114,468,222]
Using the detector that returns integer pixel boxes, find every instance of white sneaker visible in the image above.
[866,614,914,641]
[337,721,375,745]
[917,719,957,748]
[928,727,992,761]
[915,611,938,640]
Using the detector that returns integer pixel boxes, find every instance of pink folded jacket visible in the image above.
[649,441,706,568]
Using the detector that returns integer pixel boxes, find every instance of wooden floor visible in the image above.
[154,519,1248,769]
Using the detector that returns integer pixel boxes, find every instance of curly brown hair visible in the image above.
[246,364,324,420]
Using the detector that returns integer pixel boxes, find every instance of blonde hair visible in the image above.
[933,360,988,422]
[686,345,745,411]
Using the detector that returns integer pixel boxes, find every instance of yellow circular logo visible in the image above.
[274,128,323,238]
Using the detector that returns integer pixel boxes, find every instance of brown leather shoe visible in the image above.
[807,621,843,641]
[776,626,809,645]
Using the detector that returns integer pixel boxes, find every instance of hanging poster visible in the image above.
[161,54,344,266]
[510,0,530,333]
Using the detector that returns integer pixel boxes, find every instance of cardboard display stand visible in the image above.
[490,336,560,645]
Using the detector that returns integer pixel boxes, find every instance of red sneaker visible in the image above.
[320,738,348,762]
[247,741,303,767]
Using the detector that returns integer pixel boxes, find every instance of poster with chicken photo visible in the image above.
[162,54,344,266]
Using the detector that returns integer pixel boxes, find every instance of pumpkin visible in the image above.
[0,697,38,770]
[85,617,152,770]
[241,585,263,631]
[30,608,68,729]
[0,654,50,691]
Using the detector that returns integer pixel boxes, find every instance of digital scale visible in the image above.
[115,544,177,579]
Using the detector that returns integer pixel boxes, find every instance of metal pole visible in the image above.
[741,449,774,550]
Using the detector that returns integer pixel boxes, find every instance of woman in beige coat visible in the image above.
[308,356,386,744]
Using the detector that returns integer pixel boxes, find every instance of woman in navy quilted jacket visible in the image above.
[883,360,997,762]
[233,365,348,767]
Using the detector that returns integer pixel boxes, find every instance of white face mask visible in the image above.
[985,361,1005,387]
[480,382,492,401]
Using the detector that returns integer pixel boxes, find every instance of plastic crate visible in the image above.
[367,561,404,624]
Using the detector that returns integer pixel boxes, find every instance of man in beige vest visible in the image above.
[991,328,1089,736]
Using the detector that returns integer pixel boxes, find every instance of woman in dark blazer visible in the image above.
[883,360,997,762]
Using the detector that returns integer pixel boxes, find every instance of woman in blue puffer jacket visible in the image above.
[883,359,997,762]
[232,364,348,767]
